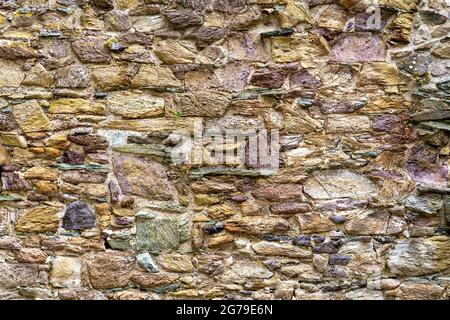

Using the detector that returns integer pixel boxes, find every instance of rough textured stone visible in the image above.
[87,251,135,289]
[12,100,52,133]
[50,257,82,288]
[331,33,386,63]
[304,170,376,200]
[112,153,174,200]
[62,201,96,231]
[107,92,164,118]
[387,237,450,276]
[15,205,61,233]
[0,0,447,301]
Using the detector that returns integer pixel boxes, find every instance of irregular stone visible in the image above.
[91,65,129,90]
[385,280,445,300]
[270,34,330,68]
[164,9,203,30]
[0,59,25,87]
[0,40,39,59]
[1,172,31,191]
[221,260,273,280]
[271,202,311,215]
[326,115,371,133]
[87,251,135,289]
[304,170,376,200]
[406,162,448,187]
[62,201,96,231]
[0,263,39,288]
[157,253,194,273]
[112,153,174,201]
[55,65,91,89]
[360,62,410,86]
[16,248,46,263]
[137,252,159,273]
[131,65,181,89]
[11,100,52,133]
[50,257,82,288]
[131,272,179,289]
[105,10,132,31]
[0,112,16,131]
[15,205,61,233]
[405,194,443,215]
[107,92,164,118]
[132,15,165,33]
[279,264,322,281]
[49,98,105,115]
[250,69,287,88]
[252,241,311,258]
[22,63,53,87]
[297,212,336,233]
[135,213,188,253]
[207,204,238,220]
[225,216,290,235]
[61,170,107,184]
[331,33,386,63]
[275,0,311,28]
[387,237,450,276]
[154,39,197,64]
[0,132,27,148]
[431,42,450,59]
[251,184,304,201]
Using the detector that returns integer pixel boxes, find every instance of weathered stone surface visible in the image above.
[0,0,446,301]
[62,201,96,231]
[178,90,230,117]
[0,59,24,86]
[1,172,31,191]
[72,37,111,63]
[12,100,52,133]
[0,263,39,288]
[0,40,39,59]
[92,65,129,90]
[387,237,450,276]
[49,99,105,115]
[252,241,311,258]
[87,251,135,289]
[137,252,159,273]
[131,65,181,89]
[405,194,443,215]
[107,92,164,118]
[15,205,61,233]
[304,170,376,200]
[55,65,91,88]
[164,9,203,30]
[331,33,386,63]
[157,253,194,273]
[112,153,174,200]
[270,34,330,67]
[271,202,311,215]
[251,184,303,201]
[22,63,53,87]
[50,257,82,288]
[135,212,188,253]
[225,216,290,235]
[154,39,197,64]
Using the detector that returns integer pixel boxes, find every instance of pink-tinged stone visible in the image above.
[406,163,448,187]
[331,33,386,63]
[250,69,286,88]
[290,69,321,89]
[372,115,404,133]
[216,62,252,92]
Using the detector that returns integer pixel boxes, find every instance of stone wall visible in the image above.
[0,0,449,300]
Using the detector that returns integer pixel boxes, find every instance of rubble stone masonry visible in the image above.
[0,0,449,300]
